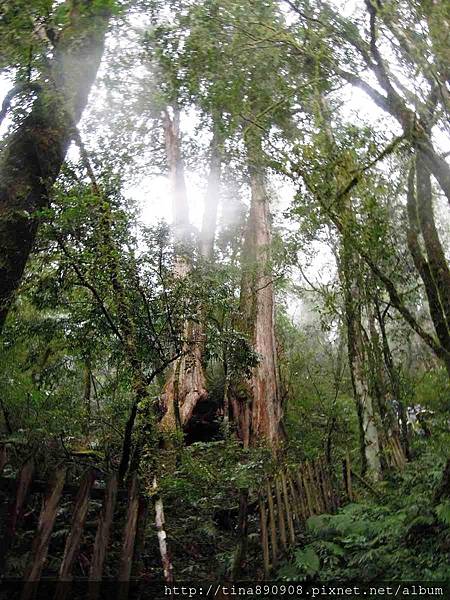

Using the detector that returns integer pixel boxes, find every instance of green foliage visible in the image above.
[436,502,450,527]
[1,0,450,584]
[278,452,450,582]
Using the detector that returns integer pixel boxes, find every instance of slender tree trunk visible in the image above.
[406,157,450,378]
[375,299,411,460]
[0,0,111,331]
[200,125,222,261]
[83,362,92,434]
[340,250,382,482]
[315,91,382,480]
[367,303,407,469]
[366,306,388,466]
[233,135,282,448]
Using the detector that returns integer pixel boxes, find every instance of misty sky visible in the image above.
[1,0,449,325]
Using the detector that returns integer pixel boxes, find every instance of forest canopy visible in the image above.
[0,0,449,588]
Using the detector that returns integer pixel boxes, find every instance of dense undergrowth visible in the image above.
[277,449,450,582]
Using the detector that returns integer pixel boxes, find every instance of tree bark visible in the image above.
[375,298,411,460]
[233,135,283,448]
[367,302,407,468]
[159,108,209,435]
[315,92,382,480]
[340,246,382,482]
[200,125,222,261]
[0,0,111,331]
[406,158,450,378]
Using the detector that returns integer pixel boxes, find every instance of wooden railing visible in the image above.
[0,445,153,599]
[258,457,339,576]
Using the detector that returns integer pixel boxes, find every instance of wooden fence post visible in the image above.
[294,472,308,521]
[259,494,270,578]
[21,468,67,600]
[275,476,287,550]
[117,474,140,600]
[280,473,295,544]
[55,469,96,600]
[287,473,302,526]
[88,473,118,600]
[265,480,278,568]
[0,458,35,576]
[300,466,314,517]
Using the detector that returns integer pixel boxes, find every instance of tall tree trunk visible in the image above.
[159,108,209,434]
[0,0,111,331]
[340,247,382,482]
[367,302,407,469]
[316,92,382,480]
[375,298,411,460]
[366,305,389,458]
[406,156,450,378]
[200,125,222,261]
[232,135,282,448]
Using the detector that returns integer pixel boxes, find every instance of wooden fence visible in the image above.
[1,445,389,587]
[258,456,339,576]
[0,445,160,599]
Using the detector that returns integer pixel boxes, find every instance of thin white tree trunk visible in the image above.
[153,477,174,582]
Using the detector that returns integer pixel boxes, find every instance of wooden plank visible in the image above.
[275,476,287,550]
[0,476,127,501]
[118,474,140,584]
[294,473,308,520]
[8,459,35,537]
[287,474,303,526]
[280,472,295,544]
[54,470,96,600]
[0,458,35,576]
[300,466,314,517]
[21,468,66,600]
[345,452,353,502]
[265,481,278,567]
[88,473,118,590]
[131,495,149,579]
[391,435,406,470]
[259,495,270,578]
[0,444,7,475]
[313,460,326,513]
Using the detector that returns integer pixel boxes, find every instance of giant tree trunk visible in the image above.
[0,0,111,331]
[159,108,209,434]
[232,137,282,448]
